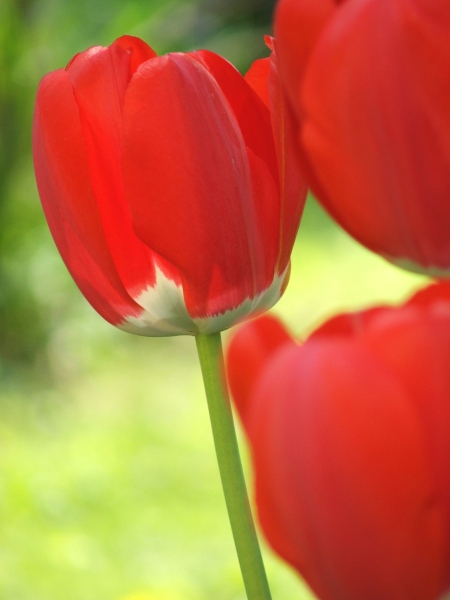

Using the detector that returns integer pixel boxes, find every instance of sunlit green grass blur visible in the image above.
[0,1,430,598]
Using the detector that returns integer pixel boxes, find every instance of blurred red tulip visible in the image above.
[226,283,450,599]
[274,0,450,275]
[33,36,306,336]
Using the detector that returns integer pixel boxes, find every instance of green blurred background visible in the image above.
[0,0,429,598]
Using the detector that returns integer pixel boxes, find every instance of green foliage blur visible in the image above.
[0,0,431,599]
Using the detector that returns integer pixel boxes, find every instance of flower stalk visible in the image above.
[195,332,272,600]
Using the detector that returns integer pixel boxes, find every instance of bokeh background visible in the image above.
[0,0,429,598]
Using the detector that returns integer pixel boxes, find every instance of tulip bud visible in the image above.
[33,36,307,336]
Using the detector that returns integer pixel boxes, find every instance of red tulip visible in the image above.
[226,283,450,599]
[33,36,306,336]
[274,0,450,275]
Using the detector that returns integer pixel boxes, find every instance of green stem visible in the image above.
[195,332,272,600]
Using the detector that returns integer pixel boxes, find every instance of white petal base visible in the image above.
[119,265,289,336]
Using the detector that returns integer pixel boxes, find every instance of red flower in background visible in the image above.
[274,0,450,275]
[227,283,450,600]
[33,36,306,336]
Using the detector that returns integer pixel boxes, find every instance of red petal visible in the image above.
[243,57,271,108]
[251,339,445,600]
[191,50,279,189]
[122,54,271,317]
[311,307,389,339]
[33,69,142,323]
[264,45,308,273]
[408,281,450,311]
[245,52,308,274]
[300,0,450,268]
[367,306,450,587]
[193,50,284,282]
[226,315,294,428]
[274,0,338,114]
[66,36,161,298]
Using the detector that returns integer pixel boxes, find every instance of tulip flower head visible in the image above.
[227,283,450,600]
[274,0,450,275]
[33,36,306,336]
